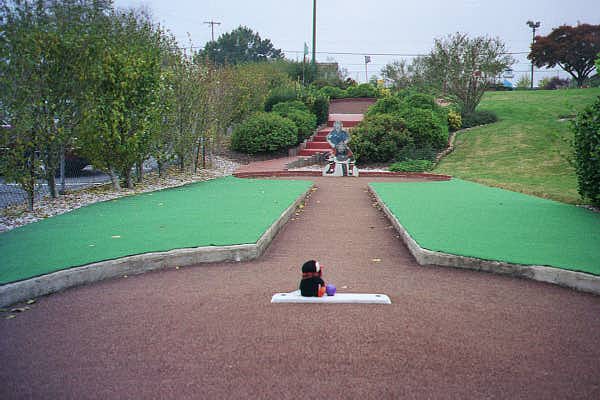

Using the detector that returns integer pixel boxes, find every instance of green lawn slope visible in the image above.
[435,88,600,204]
[0,177,312,285]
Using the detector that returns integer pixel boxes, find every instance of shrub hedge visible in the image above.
[271,100,309,114]
[273,107,317,143]
[351,114,410,163]
[571,97,600,206]
[264,86,297,112]
[461,110,498,128]
[231,112,297,154]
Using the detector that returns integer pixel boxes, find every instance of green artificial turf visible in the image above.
[435,88,600,204]
[0,177,312,284]
[371,179,600,275]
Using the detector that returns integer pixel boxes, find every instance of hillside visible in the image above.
[435,88,600,204]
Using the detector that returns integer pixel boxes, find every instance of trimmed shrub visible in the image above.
[447,110,462,131]
[304,94,329,125]
[404,93,437,111]
[264,86,297,112]
[389,159,434,172]
[231,112,297,154]
[351,114,410,163]
[272,100,309,114]
[318,85,346,99]
[346,83,378,98]
[400,107,448,149]
[542,77,571,90]
[571,97,600,206]
[461,110,498,128]
[366,95,404,117]
[273,108,317,143]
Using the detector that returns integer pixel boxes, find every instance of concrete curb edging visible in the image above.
[0,185,314,307]
[368,185,600,296]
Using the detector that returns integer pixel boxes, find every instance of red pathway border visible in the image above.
[234,169,451,180]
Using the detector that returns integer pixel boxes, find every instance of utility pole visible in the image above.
[312,0,317,75]
[204,20,221,42]
[526,20,540,89]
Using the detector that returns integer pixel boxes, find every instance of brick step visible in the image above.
[299,148,329,157]
[305,142,331,150]
[311,136,328,142]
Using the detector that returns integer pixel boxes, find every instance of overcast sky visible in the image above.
[114,0,600,83]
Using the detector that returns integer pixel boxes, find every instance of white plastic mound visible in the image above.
[271,290,391,304]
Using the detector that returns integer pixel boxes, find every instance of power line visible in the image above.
[283,50,530,56]
[203,20,221,42]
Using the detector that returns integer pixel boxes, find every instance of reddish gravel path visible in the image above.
[1,177,600,400]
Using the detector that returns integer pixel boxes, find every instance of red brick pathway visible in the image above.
[1,177,599,399]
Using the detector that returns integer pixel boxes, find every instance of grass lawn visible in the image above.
[371,180,600,276]
[435,88,600,204]
[0,177,312,285]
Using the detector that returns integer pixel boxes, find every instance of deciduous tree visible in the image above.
[197,26,284,65]
[80,10,162,189]
[529,24,600,87]
[424,33,513,113]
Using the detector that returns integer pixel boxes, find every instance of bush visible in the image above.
[542,77,571,90]
[264,86,297,112]
[447,110,462,131]
[230,112,297,154]
[389,159,434,172]
[304,94,329,125]
[318,85,346,99]
[571,97,600,206]
[271,100,309,114]
[400,107,448,149]
[273,108,317,143]
[346,83,378,98]
[365,95,404,117]
[461,110,498,128]
[404,93,437,110]
[351,114,410,163]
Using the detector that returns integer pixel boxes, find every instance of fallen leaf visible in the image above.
[372,258,382,262]
[89,244,95,247]
[10,307,29,313]
[123,275,128,278]
[111,235,121,239]
[5,315,16,320]
[26,299,36,305]
[298,204,304,209]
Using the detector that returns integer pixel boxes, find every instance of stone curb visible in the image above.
[368,185,600,296]
[0,185,314,307]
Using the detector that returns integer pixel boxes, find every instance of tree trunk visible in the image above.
[47,172,59,199]
[108,169,121,191]
[179,155,185,172]
[125,167,133,189]
[157,159,164,178]
[136,158,144,183]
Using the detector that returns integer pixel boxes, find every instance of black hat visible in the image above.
[302,260,321,273]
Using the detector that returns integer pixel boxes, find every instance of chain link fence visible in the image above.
[0,157,160,209]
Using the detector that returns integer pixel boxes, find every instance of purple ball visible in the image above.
[326,284,336,296]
